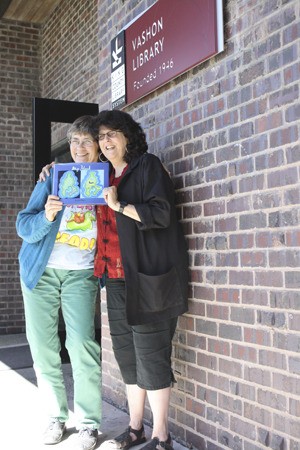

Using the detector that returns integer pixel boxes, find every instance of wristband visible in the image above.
[118,201,128,214]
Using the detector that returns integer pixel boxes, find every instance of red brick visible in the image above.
[242,289,268,306]
[208,338,230,356]
[230,416,256,440]
[259,349,287,370]
[216,288,240,303]
[239,61,265,85]
[215,217,237,232]
[193,286,214,302]
[255,270,283,287]
[227,195,251,213]
[286,230,300,246]
[270,125,299,148]
[229,233,254,249]
[229,270,254,286]
[244,328,271,347]
[244,403,272,427]
[187,333,206,350]
[203,200,225,216]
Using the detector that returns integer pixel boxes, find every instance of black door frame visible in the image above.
[32,97,99,181]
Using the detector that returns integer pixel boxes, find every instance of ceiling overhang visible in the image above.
[0,0,62,24]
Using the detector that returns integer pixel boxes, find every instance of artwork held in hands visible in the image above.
[52,162,109,205]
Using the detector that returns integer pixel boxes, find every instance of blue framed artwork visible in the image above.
[52,162,109,205]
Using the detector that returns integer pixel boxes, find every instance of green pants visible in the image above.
[21,268,101,429]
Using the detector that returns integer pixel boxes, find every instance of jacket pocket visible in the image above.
[137,266,182,312]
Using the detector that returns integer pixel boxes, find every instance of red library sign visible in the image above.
[111,0,224,109]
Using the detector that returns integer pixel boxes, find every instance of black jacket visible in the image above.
[115,152,189,325]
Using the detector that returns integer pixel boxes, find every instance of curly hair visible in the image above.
[95,110,148,163]
[67,115,99,142]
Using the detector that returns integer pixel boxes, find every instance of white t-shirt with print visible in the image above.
[47,204,97,270]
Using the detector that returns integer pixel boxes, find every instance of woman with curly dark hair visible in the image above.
[94,110,188,450]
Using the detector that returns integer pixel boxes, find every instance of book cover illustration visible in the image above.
[52,162,109,205]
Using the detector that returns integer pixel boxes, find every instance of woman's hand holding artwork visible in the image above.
[45,195,63,222]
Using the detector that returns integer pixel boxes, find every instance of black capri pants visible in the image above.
[106,278,177,390]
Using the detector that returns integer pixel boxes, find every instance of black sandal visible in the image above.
[104,426,146,450]
[139,434,173,450]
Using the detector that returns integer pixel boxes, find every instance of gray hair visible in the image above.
[67,115,98,141]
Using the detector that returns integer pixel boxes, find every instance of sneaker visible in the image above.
[43,418,66,445]
[77,427,98,450]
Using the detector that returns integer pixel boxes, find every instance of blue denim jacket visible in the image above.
[16,171,64,290]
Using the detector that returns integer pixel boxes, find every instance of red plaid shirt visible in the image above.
[94,166,128,279]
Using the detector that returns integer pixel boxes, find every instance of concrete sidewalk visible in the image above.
[0,334,187,450]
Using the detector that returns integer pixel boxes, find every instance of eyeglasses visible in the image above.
[98,130,121,141]
[69,139,96,148]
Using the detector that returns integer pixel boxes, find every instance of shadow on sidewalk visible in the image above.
[0,344,33,370]
[0,335,187,450]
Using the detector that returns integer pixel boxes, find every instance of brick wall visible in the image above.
[42,0,99,102]
[0,19,41,333]
[98,1,300,449]
[1,0,300,448]
[42,0,99,142]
